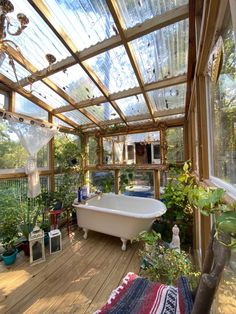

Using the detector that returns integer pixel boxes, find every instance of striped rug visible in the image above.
[94,273,193,314]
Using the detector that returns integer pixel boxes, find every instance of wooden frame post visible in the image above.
[153,169,160,200]
[114,169,120,194]
[48,113,55,192]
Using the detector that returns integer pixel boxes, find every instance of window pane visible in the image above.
[123,171,154,198]
[15,93,48,120]
[54,132,80,169]
[90,171,115,193]
[103,137,113,164]
[0,120,48,170]
[166,127,184,162]
[0,91,9,110]
[209,13,236,188]
[88,136,98,165]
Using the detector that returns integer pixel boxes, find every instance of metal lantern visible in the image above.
[49,229,62,254]
[29,225,45,265]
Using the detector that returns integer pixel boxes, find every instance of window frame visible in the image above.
[206,1,236,199]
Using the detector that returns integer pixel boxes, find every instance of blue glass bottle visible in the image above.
[77,187,81,202]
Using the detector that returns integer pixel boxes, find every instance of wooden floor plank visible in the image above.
[6,233,104,313]
[27,234,115,313]
[86,243,140,314]
[0,228,140,314]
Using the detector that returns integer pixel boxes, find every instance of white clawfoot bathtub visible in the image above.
[73,193,166,251]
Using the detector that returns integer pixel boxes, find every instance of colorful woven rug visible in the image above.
[94,273,193,314]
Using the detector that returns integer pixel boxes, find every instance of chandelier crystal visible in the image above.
[0,0,56,93]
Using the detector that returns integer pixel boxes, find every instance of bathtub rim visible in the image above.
[73,193,167,219]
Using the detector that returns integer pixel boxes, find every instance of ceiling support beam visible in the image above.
[107,0,155,122]
[28,0,128,126]
[53,74,187,114]
[0,74,79,129]
[82,107,185,129]
[20,3,188,87]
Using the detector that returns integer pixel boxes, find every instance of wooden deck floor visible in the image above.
[0,228,140,313]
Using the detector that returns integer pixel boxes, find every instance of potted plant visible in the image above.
[18,197,42,256]
[160,161,195,246]
[0,191,19,265]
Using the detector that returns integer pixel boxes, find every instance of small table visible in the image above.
[49,209,64,229]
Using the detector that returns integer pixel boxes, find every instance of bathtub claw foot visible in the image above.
[83,228,88,239]
[121,238,127,251]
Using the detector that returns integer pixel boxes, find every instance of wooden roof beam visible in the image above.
[0,74,79,129]
[20,4,188,87]
[107,0,155,123]
[29,0,128,126]
[53,74,187,114]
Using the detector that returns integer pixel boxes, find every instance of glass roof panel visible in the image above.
[86,103,120,122]
[15,93,48,120]
[0,57,31,82]
[117,0,188,29]
[25,82,68,109]
[148,83,186,112]
[62,110,92,125]
[54,117,72,128]
[48,64,103,103]
[85,45,138,93]
[42,0,116,51]
[7,0,70,70]
[131,19,188,84]
[116,94,149,117]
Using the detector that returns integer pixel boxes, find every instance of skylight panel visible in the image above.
[85,102,119,121]
[24,82,68,109]
[0,58,31,82]
[85,45,138,93]
[116,94,149,117]
[7,1,70,70]
[62,110,92,125]
[15,93,48,120]
[54,117,72,128]
[42,0,117,51]
[48,64,103,103]
[131,19,188,84]
[117,0,188,29]
[148,83,186,112]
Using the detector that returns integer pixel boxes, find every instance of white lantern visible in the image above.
[29,225,45,265]
[49,229,62,254]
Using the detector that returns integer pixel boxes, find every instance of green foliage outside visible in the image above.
[0,122,48,169]
[161,161,195,247]
[166,127,184,163]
